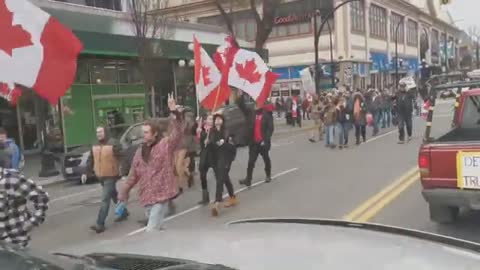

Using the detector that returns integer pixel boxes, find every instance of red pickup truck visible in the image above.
[420,81,480,223]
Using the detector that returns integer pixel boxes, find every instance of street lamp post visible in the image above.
[326,19,335,88]
[394,17,404,91]
[313,0,362,94]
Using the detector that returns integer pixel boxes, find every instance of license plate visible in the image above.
[65,168,73,174]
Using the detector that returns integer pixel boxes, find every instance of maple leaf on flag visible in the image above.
[0,0,33,56]
[201,66,212,87]
[236,59,262,84]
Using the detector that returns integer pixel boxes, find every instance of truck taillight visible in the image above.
[419,153,430,177]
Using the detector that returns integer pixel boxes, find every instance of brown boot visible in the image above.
[224,196,238,208]
[211,202,220,217]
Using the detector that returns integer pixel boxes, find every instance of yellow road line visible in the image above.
[343,166,419,221]
[355,173,419,223]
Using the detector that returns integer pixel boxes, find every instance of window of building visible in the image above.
[407,19,418,46]
[77,59,142,85]
[350,1,365,33]
[75,59,90,84]
[431,29,439,54]
[390,12,404,43]
[54,0,122,11]
[369,4,387,39]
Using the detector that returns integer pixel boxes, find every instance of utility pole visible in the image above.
[313,9,319,95]
[327,19,335,88]
[444,28,449,74]
[477,41,480,69]
[394,17,404,91]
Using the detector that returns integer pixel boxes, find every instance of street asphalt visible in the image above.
[29,100,460,252]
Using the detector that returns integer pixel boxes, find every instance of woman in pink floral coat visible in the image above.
[119,94,183,232]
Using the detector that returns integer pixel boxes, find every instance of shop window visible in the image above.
[75,59,90,84]
[91,60,118,84]
[299,21,310,34]
[276,24,288,37]
[117,61,142,84]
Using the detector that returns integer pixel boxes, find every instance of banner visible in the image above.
[457,151,480,189]
[299,67,315,94]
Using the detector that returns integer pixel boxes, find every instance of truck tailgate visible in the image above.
[421,143,480,189]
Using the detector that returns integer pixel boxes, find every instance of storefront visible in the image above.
[370,51,390,89]
[5,3,247,151]
[272,66,306,97]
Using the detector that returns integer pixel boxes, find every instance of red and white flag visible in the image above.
[228,48,279,107]
[193,36,225,111]
[0,0,83,104]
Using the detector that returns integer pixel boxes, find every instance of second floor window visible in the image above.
[350,1,365,33]
[431,29,439,54]
[407,19,418,46]
[390,12,404,43]
[369,4,387,39]
[54,0,123,11]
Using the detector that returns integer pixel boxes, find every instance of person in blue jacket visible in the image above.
[0,128,22,170]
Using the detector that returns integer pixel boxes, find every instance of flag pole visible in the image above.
[212,85,222,112]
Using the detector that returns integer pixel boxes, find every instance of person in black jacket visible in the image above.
[237,90,274,187]
[395,83,415,144]
[197,114,214,205]
[210,113,237,216]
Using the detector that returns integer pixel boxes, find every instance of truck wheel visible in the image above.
[429,204,459,224]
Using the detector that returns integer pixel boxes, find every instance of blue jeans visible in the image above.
[337,122,350,146]
[145,202,168,232]
[96,178,120,227]
[373,111,382,135]
[382,109,391,128]
[325,124,335,146]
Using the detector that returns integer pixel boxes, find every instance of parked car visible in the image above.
[62,122,145,184]
[419,80,480,223]
[63,102,256,184]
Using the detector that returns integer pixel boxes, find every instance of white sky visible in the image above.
[447,0,480,31]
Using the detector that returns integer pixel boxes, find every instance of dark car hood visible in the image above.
[59,219,480,270]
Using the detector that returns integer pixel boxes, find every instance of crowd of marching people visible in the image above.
[1,83,421,247]
[274,82,421,147]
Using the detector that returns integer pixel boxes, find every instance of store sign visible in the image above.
[274,12,315,25]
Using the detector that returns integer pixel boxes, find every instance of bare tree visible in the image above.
[214,0,281,54]
[128,0,174,116]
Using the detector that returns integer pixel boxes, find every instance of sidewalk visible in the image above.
[22,154,64,187]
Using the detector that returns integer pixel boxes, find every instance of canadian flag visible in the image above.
[228,48,279,107]
[0,0,83,104]
[193,36,225,111]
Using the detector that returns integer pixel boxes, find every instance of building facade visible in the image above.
[153,0,461,96]
[5,0,250,152]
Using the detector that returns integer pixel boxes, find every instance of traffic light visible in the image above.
[440,0,451,5]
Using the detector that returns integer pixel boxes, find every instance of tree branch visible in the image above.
[249,0,261,24]
[214,0,235,36]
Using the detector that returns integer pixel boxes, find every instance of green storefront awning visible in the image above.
[74,30,222,59]
[43,6,268,60]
